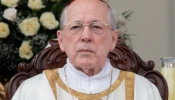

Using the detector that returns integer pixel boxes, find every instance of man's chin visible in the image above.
[75,60,95,68]
[79,62,93,67]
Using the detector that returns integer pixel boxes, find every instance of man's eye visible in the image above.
[70,25,81,30]
[91,25,103,29]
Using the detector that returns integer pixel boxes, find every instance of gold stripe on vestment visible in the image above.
[44,69,58,99]
[125,71,135,100]
[44,68,135,100]
[55,69,126,100]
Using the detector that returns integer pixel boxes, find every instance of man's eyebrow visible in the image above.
[91,20,101,22]
[73,20,82,23]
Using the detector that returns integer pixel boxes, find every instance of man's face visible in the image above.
[57,0,118,70]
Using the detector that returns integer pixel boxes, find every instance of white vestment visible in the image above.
[12,59,162,100]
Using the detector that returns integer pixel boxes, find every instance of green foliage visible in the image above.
[0,0,70,82]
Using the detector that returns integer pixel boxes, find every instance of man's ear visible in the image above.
[110,30,119,51]
[57,30,65,52]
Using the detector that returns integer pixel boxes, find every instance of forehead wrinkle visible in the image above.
[67,4,108,14]
[67,13,108,24]
[70,20,104,24]
[67,10,108,24]
[66,0,109,22]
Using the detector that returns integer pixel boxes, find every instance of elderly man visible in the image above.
[12,0,162,100]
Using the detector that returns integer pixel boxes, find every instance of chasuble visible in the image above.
[12,59,162,100]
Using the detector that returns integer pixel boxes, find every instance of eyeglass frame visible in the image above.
[61,21,113,34]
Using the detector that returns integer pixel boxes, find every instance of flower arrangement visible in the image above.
[0,0,133,84]
[0,0,70,83]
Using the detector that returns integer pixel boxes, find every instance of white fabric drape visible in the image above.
[12,58,162,100]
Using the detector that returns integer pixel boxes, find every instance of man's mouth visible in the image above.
[78,49,94,53]
[80,50,93,52]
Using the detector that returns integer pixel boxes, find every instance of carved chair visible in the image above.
[6,40,168,100]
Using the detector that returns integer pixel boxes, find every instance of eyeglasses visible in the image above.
[62,22,110,34]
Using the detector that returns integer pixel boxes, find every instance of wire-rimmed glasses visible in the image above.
[62,21,110,34]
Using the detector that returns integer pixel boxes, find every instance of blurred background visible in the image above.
[108,0,175,71]
[0,0,175,99]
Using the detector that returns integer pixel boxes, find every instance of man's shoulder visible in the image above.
[113,69,155,87]
[133,72,156,89]
[129,72,162,99]
[20,72,47,88]
[134,73,152,84]
[12,72,55,100]
[124,71,153,86]
[112,68,153,86]
[114,69,152,85]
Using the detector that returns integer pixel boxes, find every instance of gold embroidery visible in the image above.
[44,69,58,99]
[125,71,135,100]
[44,68,135,100]
[55,69,126,100]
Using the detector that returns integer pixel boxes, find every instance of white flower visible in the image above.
[0,22,10,38]
[40,12,59,30]
[1,0,19,7]
[19,41,33,60]
[3,8,17,22]
[28,0,45,10]
[19,17,40,36]
[118,14,126,24]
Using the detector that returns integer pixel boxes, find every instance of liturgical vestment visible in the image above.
[12,59,162,100]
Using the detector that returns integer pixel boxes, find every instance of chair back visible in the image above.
[6,40,168,100]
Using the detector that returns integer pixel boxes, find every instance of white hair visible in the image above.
[59,3,116,30]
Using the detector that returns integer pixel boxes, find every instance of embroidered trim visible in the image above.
[44,69,58,99]
[55,69,126,100]
[44,68,135,100]
[125,71,135,100]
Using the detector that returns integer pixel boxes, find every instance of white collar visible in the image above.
[58,58,119,93]
[66,58,112,79]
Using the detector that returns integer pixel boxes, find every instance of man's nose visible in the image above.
[80,26,92,42]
